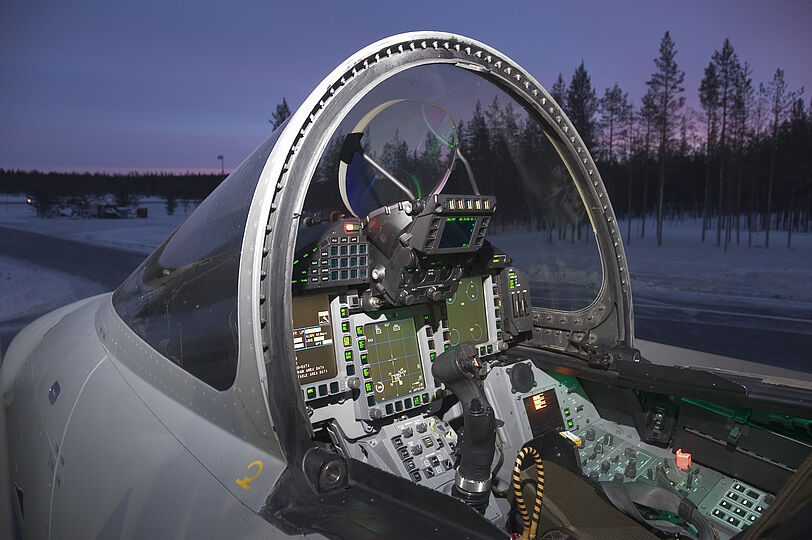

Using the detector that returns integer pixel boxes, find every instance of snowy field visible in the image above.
[0,196,193,254]
[490,216,812,307]
[0,197,192,330]
[1,194,811,360]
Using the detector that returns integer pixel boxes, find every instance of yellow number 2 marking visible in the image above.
[235,460,263,491]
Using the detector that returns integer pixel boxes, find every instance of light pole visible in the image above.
[217,154,224,174]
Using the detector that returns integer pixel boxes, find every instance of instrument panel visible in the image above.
[292,278,508,423]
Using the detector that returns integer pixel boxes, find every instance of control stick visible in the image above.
[431,342,497,513]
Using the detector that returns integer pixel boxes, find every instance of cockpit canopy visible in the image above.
[112,35,628,394]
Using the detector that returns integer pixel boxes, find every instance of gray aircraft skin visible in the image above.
[2,32,810,540]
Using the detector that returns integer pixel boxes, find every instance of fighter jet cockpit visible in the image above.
[280,61,727,538]
[273,52,808,539]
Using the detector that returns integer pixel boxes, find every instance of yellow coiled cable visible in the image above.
[511,446,544,540]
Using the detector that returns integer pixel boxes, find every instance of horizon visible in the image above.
[0,166,231,175]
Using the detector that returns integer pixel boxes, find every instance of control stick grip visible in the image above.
[431,342,497,513]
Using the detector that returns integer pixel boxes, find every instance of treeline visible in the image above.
[555,32,810,248]
[0,169,226,216]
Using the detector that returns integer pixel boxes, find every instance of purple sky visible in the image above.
[1,0,809,173]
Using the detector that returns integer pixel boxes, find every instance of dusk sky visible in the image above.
[1,0,810,173]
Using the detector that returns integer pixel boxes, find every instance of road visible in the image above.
[633,294,812,373]
[0,226,147,353]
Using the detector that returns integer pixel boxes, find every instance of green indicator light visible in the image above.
[492,258,499,263]
[344,351,352,360]
[358,340,366,350]
[430,352,436,361]
[363,367,370,378]
[356,326,364,336]
[567,420,574,428]
[360,353,368,364]
[413,396,420,406]
[564,408,570,416]
[293,259,299,265]
[424,315,430,321]
[444,344,450,350]
[342,336,351,347]
[303,253,308,258]
[312,247,318,252]
[340,308,348,317]
[365,382,372,393]
[509,279,515,288]
[306,387,316,398]
[291,280,297,284]
[422,393,429,402]
[341,322,349,332]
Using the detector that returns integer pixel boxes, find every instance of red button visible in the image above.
[676,449,692,471]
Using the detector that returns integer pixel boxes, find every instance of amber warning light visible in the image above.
[522,389,562,437]
[531,394,547,411]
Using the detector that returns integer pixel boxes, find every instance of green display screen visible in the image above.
[446,276,489,345]
[439,216,477,248]
[363,318,425,402]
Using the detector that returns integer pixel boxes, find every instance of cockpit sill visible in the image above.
[510,342,812,419]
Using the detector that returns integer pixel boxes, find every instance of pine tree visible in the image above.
[786,97,807,247]
[765,68,793,248]
[712,39,741,249]
[270,97,292,130]
[732,62,753,245]
[551,73,567,110]
[599,83,630,163]
[639,89,658,239]
[464,102,492,194]
[646,31,685,246]
[699,61,720,242]
[566,61,598,149]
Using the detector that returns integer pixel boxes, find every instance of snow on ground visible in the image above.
[623,217,812,305]
[0,197,192,332]
[0,196,192,254]
[0,255,105,322]
[490,216,812,309]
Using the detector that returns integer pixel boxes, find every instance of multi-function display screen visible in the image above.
[363,318,425,402]
[446,276,489,345]
[522,389,563,437]
[439,216,477,249]
[292,294,338,384]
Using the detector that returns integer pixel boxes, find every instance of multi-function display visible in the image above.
[363,318,425,402]
[446,276,489,345]
[292,294,338,384]
[439,216,477,249]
